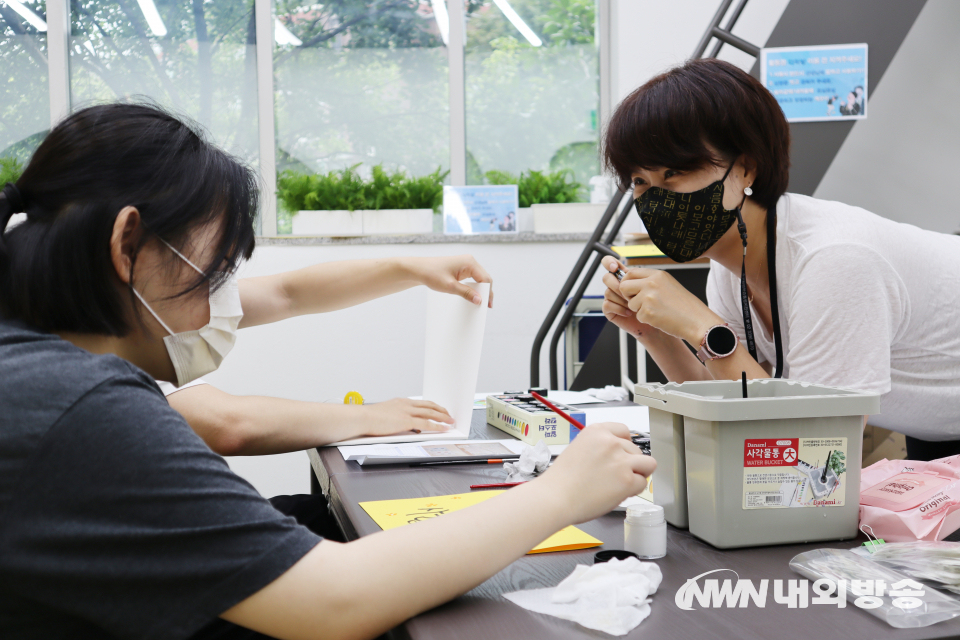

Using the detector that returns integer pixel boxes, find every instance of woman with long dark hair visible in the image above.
[0,103,654,639]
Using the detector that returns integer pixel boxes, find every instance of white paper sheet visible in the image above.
[422,281,490,430]
[583,406,650,434]
[328,282,490,447]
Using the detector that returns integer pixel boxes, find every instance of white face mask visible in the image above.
[131,238,243,387]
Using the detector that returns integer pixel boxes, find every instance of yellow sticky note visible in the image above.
[611,244,666,258]
[359,491,602,554]
[528,524,603,554]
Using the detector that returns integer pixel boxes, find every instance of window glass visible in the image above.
[465,0,598,190]
[273,1,450,233]
[69,0,260,164]
[0,1,49,171]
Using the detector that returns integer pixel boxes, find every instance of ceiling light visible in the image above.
[493,0,541,47]
[2,0,47,32]
[136,0,167,37]
[274,18,302,46]
[430,0,449,46]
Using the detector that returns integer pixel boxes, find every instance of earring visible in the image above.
[744,186,753,196]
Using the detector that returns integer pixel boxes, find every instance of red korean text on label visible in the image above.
[744,438,799,467]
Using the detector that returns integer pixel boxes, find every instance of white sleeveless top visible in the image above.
[707,193,960,440]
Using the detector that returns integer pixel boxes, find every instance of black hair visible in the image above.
[603,58,791,210]
[0,102,257,336]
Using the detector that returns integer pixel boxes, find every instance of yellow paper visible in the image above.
[359,491,602,554]
[611,244,666,258]
[638,474,654,503]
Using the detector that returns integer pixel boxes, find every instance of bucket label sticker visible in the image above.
[742,438,847,509]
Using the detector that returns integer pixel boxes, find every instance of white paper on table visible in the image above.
[583,406,650,434]
[328,282,490,447]
[410,392,490,408]
[546,390,605,405]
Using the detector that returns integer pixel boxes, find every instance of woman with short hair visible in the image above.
[600,58,960,461]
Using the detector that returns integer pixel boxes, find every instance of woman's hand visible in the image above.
[357,398,455,437]
[600,256,664,341]
[401,255,494,307]
[538,422,656,524]
[617,266,723,345]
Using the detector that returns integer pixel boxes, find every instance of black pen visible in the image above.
[593,242,628,281]
[411,457,520,467]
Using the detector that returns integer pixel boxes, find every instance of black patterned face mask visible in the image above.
[634,164,738,263]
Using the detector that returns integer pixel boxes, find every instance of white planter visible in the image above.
[292,209,434,236]
[293,210,363,236]
[531,203,607,234]
[517,207,534,233]
[362,208,433,235]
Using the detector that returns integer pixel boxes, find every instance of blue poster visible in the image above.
[761,44,868,122]
[443,185,519,234]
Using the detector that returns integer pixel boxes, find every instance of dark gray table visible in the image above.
[310,406,960,640]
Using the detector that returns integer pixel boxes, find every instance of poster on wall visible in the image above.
[760,43,868,122]
[443,185,519,234]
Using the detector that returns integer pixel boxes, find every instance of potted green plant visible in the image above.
[278,165,447,236]
[0,157,24,186]
[484,169,602,233]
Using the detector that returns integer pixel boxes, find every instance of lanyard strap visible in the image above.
[738,206,783,378]
[767,207,783,378]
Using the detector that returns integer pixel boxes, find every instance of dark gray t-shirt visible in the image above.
[0,320,321,639]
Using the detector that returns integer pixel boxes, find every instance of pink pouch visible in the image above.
[860,455,960,542]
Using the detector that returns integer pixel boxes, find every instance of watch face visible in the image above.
[707,325,737,356]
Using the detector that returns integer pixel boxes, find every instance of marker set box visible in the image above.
[486,394,585,446]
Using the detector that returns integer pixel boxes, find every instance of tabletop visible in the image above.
[311,404,960,640]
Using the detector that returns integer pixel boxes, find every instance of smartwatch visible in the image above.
[696,324,739,364]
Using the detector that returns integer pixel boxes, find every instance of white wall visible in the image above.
[210,240,608,497]
[610,0,789,103]
[814,0,960,234]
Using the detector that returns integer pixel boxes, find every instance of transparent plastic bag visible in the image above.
[790,548,960,628]
[851,541,960,595]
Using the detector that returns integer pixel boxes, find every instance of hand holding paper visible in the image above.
[402,255,494,307]
[326,280,489,446]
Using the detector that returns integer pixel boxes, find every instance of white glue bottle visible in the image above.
[623,503,667,559]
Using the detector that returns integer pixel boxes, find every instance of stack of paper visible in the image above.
[339,439,567,465]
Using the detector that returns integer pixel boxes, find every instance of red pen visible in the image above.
[470,482,526,489]
[530,391,585,431]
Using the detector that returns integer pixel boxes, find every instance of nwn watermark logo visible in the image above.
[675,569,925,610]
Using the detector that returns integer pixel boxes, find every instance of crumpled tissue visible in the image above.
[504,440,551,482]
[585,385,629,402]
[503,557,662,636]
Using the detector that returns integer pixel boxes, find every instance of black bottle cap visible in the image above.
[594,549,640,564]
